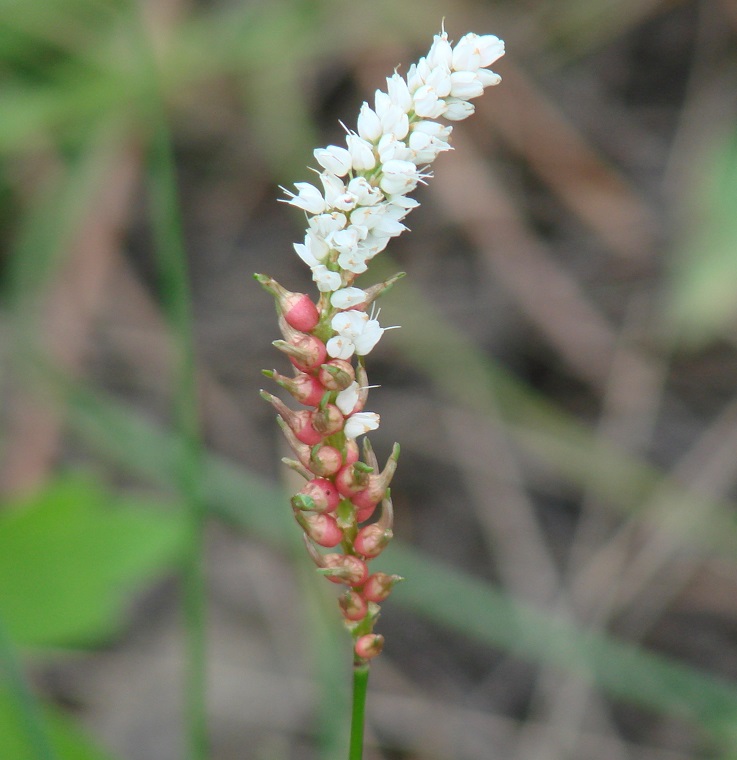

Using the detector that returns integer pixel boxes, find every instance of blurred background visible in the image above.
[3,0,737,758]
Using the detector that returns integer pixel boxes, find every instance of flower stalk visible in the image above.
[257,25,504,758]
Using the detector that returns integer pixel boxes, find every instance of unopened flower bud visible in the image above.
[335,462,372,498]
[261,390,322,445]
[292,477,340,513]
[320,554,369,586]
[350,442,400,511]
[311,403,344,436]
[273,334,327,373]
[276,417,343,476]
[355,503,378,523]
[339,590,368,621]
[318,359,355,391]
[343,439,360,465]
[262,369,325,407]
[254,273,319,332]
[354,523,393,558]
[295,512,343,547]
[307,444,343,477]
[355,633,384,660]
[362,573,403,603]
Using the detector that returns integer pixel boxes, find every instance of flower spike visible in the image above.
[258,25,504,665]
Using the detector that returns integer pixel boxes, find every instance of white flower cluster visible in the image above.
[285,29,505,361]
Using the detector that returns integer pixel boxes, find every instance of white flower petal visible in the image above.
[344,412,380,440]
[336,381,360,415]
[331,287,367,309]
[285,182,326,214]
[314,145,353,177]
[326,335,355,360]
[449,71,484,100]
[346,134,377,172]
[426,32,453,70]
[357,102,382,142]
[443,98,475,121]
[353,318,384,355]
[311,265,342,292]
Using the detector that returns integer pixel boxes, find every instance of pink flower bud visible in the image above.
[254,273,319,332]
[276,417,342,476]
[335,463,371,498]
[322,554,369,585]
[263,369,325,407]
[273,334,327,374]
[284,294,319,332]
[260,390,322,445]
[362,573,403,603]
[307,445,343,477]
[296,512,343,547]
[355,633,384,660]
[356,503,378,523]
[311,403,344,436]
[343,439,360,465]
[318,359,356,391]
[292,478,340,513]
[354,524,393,558]
[339,590,368,621]
[350,443,400,511]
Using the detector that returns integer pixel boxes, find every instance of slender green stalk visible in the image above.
[147,111,208,760]
[349,663,370,760]
[126,4,208,758]
[0,615,58,760]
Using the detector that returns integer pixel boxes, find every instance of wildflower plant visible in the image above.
[256,26,504,759]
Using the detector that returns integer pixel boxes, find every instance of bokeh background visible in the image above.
[3,1,737,758]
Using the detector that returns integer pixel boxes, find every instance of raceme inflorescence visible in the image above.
[257,27,504,665]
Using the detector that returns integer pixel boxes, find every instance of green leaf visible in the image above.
[0,685,113,760]
[0,476,186,648]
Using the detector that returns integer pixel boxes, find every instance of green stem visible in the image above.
[126,5,208,758]
[148,119,208,760]
[349,662,370,760]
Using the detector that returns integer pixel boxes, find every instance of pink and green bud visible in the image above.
[276,417,342,476]
[295,512,343,547]
[362,573,403,603]
[355,502,378,523]
[350,442,400,511]
[312,403,345,436]
[307,444,343,477]
[339,590,368,621]
[320,554,369,586]
[263,369,325,407]
[343,439,360,465]
[354,524,393,558]
[261,390,322,445]
[335,461,372,498]
[318,359,355,391]
[354,633,384,660]
[254,273,320,332]
[273,334,327,373]
[292,477,340,513]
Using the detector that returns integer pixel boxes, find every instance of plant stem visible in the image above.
[127,4,208,757]
[148,118,208,760]
[349,662,370,760]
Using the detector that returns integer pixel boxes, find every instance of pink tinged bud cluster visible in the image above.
[259,26,504,661]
